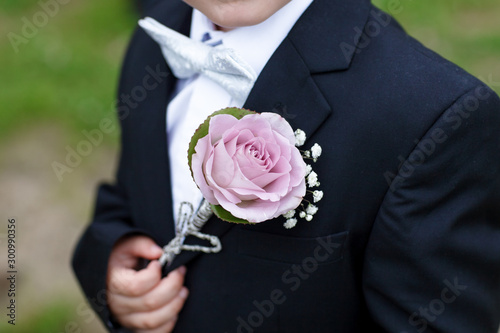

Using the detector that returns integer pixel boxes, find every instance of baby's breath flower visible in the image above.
[294,129,306,147]
[305,164,312,176]
[283,210,296,219]
[306,204,318,215]
[311,143,322,162]
[284,134,323,229]
[307,171,320,187]
[284,218,298,229]
[312,190,324,203]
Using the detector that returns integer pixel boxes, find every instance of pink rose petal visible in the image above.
[276,177,306,215]
[209,114,239,144]
[191,136,217,204]
[225,199,281,223]
[261,112,296,144]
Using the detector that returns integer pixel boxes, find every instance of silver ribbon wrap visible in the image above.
[159,200,221,266]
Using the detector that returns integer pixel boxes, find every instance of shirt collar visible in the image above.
[190,0,313,78]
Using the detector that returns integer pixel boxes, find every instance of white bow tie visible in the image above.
[138,17,257,105]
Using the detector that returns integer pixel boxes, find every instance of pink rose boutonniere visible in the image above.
[188,108,322,228]
[158,108,323,266]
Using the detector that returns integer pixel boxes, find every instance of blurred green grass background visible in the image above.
[0,0,499,332]
[0,0,137,142]
[1,0,500,142]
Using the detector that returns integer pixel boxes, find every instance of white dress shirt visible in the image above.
[167,0,313,222]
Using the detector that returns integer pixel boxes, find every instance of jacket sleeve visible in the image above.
[363,85,500,332]
[71,161,151,331]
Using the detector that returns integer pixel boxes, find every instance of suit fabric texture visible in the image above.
[72,0,500,332]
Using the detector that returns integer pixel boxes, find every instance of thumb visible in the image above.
[117,235,163,260]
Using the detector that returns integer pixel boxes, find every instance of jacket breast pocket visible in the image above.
[236,228,348,265]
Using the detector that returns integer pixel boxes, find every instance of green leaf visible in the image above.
[187,107,255,171]
[211,204,253,224]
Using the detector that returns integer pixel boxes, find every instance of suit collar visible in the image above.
[244,0,373,142]
[148,0,372,71]
[289,0,372,73]
[244,37,331,141]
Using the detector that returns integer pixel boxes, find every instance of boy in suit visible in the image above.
[73,0,500,332]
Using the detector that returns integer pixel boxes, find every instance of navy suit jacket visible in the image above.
[72,0,500,332]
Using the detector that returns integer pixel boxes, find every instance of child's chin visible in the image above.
[183,0,291,29]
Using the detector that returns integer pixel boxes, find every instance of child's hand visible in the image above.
[106,235,189,332]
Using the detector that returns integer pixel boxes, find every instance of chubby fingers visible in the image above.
[110,266,187,315]
[119,286,189,330]
[108,260,163,297]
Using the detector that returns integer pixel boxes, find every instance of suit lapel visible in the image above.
[162,0,372,270]
[133,1,192,246]
[248,0,372,140]
[244,37,331,141]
